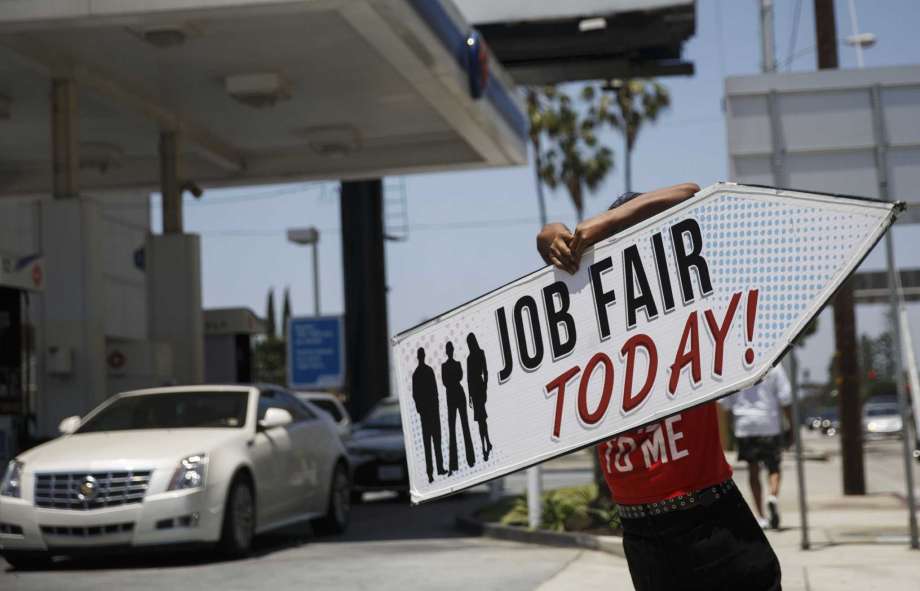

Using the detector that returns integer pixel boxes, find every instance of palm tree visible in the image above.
[600,79,670,192]
[529,85,616,221]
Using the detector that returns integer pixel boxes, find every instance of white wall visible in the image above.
[96,191,150,340]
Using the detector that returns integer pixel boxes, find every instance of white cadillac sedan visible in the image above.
[0,385,351,569]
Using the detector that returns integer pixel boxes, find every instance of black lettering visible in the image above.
[590,257,617,340]
[670,218,713,304]
[514,296,544,371]
[623,245,658,329]
[496,307,514,383]
[651,232,676,313]
[542,281,577,359]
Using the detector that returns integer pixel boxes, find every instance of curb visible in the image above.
[456,514,626,558]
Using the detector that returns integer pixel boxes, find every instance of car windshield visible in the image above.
[77,391,249,433]
[361,403,401,429]
[308,398,344,422]
[865,405,899,418]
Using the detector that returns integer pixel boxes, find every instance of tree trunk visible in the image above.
[532,138,548,227]
[624,139,633,193]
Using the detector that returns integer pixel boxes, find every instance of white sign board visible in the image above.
[725,65,920,224]
[0,253,44,292]
[392,183,901,503]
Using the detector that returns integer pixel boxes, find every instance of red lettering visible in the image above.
[545,366,580,438]
[620,334,658,413]
[703,291,741,376]
[578,353,614,425]
[668,311,701,394]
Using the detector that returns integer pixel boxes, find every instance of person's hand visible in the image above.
[536,222,578,274]
[568,215,611,261]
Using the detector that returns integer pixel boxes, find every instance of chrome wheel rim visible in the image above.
[233,484,254,548]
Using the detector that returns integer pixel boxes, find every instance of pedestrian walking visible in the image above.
[720,365,792,529]
[537,183,782,591]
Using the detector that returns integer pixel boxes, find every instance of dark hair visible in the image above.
[467,333,480,351]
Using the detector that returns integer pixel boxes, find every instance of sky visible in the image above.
[152,0,920,385]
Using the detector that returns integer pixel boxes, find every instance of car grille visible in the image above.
[34,470,153,510]
[40,522,134,537]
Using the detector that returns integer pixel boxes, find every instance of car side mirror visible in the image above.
[259,407,293,430]
[59,416,81,435]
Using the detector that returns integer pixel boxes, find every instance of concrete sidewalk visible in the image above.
[534,432,920,590]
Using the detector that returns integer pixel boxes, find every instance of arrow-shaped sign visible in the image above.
[392,183,903,504]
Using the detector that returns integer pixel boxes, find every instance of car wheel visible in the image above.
[2,551,52,571]
[316,462,351,535]
[219,475,255,557]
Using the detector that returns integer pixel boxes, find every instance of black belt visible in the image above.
[616,479,735,520]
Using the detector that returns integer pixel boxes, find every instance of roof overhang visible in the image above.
[454,0,696,85]
[0,0,527,196]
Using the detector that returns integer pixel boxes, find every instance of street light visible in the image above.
[845,0,876,69]
[287,227,321,316]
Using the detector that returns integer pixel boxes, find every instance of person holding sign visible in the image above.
[537,183,782,591]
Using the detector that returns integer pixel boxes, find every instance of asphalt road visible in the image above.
[0,491,584,591]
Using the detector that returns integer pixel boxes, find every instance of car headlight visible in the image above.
[0,460,23,498]
[867,421,879,432]
[168,454,207,491]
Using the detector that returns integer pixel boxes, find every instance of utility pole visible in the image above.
[759,0,776,73]
[814,0,865,495]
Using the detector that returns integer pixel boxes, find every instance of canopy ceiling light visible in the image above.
[224,72,292,109]
[79,142,124,173]
[578,17,607,32]
[131,23,202,48]
[294,124,362,158]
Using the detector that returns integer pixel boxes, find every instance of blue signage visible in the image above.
[287,316,345,390]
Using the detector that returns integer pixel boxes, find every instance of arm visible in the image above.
[537,183,700,273]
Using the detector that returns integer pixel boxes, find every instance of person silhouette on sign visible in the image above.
[412,347,446,483]
[442,341,475,473]
[465,332,493,461]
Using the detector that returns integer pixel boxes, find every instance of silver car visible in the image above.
[863,402,903,439]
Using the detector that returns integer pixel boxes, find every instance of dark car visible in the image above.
[345,399,409,502]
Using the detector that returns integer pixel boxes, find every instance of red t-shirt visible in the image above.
[596,402,732,505]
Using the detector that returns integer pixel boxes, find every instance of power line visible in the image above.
[98,183,325,209]
[195,216,545,238]
[785,0,805,71]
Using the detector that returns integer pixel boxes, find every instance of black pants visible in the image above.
[420,420,444,480]
[621,483,781,591]
[446,395,475,471]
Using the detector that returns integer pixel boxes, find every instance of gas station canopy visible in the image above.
[0,0,526,196]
